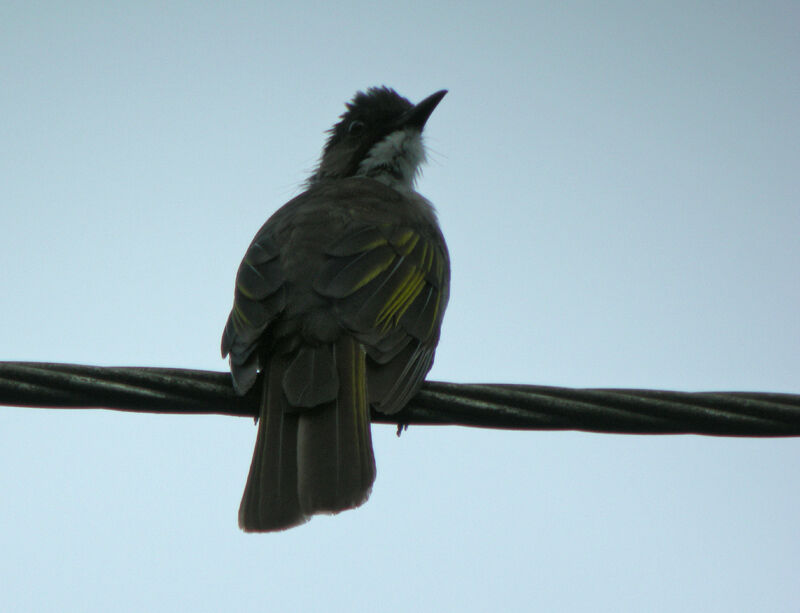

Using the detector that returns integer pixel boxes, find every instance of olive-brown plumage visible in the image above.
[222,87,449,531]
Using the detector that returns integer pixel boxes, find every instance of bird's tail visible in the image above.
[238,336,376,532]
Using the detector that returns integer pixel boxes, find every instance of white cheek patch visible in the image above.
[357,128,426,188]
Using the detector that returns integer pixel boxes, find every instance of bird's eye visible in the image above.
[348,120,365,135]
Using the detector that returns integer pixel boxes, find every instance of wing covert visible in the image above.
[222,231,287,393]
[314,222,449,413]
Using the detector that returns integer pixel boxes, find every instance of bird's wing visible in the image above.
[221,230,286,394]
[314,221,449,413]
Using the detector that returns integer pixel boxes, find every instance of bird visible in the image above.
[221,86,450,531]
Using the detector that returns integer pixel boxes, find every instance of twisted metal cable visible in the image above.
[1,361,799,436]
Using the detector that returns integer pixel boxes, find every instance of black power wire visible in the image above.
[2,361,798,437]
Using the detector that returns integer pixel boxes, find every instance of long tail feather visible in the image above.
[238,337,376,531]
[238,357,306,532]
[297,336,376,515]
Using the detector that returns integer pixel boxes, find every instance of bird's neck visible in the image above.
[355,128,424,191]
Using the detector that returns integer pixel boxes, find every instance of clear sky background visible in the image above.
[1,2,798,611]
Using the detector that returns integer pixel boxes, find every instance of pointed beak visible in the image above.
[403,89,448,131]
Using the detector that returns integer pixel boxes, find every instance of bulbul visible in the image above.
[222,87,450,531]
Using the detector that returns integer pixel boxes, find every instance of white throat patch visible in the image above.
[356,128,426,189]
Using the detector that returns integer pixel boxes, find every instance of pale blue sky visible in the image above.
[1,2,799,611]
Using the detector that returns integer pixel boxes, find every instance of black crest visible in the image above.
[323,87,413,153]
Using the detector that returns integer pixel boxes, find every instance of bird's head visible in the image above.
[310,87,447,189]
